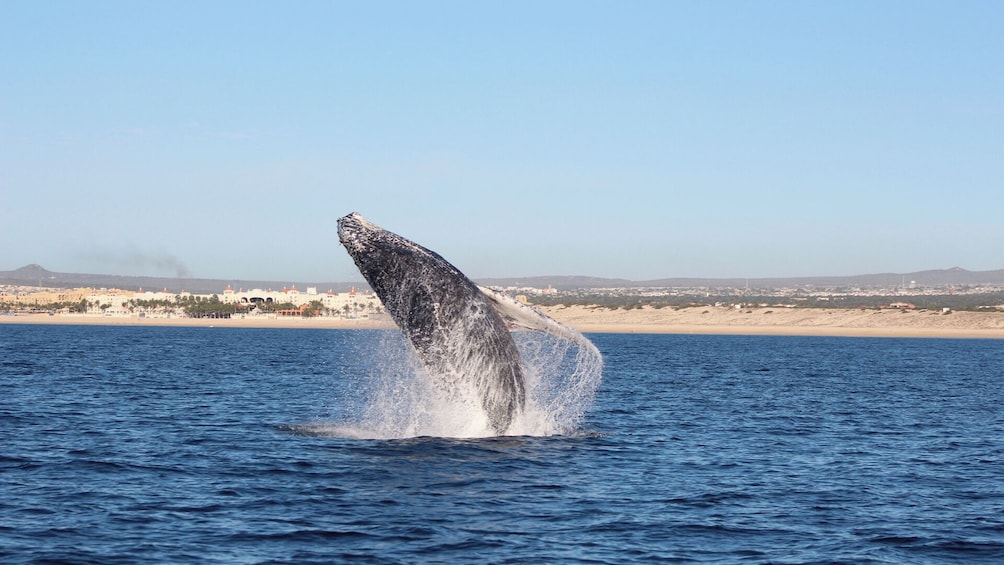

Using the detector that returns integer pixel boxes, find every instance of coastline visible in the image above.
[3,306,1004,338]
[0,314,396,331]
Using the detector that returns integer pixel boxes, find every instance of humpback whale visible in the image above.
[338,212,527,434]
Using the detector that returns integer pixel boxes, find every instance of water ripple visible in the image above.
[2,327,1003,563]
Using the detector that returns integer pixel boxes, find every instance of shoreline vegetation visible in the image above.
[4,306,1004,339]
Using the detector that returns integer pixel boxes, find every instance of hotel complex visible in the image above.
[219,284,382,316]
[1,284,383,319]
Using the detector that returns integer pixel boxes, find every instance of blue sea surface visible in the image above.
[2,325,1003,563]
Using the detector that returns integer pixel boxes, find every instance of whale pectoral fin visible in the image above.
[478,286,585,344]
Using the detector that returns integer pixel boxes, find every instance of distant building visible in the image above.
[220,285,380,316]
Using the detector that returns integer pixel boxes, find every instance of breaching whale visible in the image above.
[338,212,588,435]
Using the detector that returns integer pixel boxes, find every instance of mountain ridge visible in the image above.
[4,264,1004,294]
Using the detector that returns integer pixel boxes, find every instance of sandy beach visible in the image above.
[4,306,1004,338]
[540,305,1004,339]
[0,313,398,330]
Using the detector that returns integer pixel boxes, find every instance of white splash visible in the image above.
[307,320,603,440]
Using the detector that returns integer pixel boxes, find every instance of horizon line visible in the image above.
[3,263,1004,286]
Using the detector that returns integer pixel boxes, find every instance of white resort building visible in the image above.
[1,284,384,319]
[219,284,382,317]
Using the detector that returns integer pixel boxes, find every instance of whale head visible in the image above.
[337,212,383,254]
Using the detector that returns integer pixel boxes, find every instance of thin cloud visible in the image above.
[116,127,158,137]
[214,131,253,141]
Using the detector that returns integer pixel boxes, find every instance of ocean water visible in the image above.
[2,325,1003,564]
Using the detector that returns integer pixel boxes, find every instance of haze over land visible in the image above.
[4,263,1004,295]
[2,3,1002,283]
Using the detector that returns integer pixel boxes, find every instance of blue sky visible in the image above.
[2,1,1002,283]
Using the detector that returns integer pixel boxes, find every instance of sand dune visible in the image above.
[539,305,1004,339]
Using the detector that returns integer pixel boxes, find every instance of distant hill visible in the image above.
[476,275,636,290]
[0,264,361,295]
[482,267,1004,289]
[634,267,1004,289]
[4,264,1004,294]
